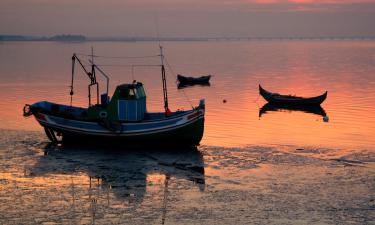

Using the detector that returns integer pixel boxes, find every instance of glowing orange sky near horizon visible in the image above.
[254,0,375,3]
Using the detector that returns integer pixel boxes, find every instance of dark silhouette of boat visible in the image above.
[23,47,205,147]
[259,103,327,118]
[259,85,327,106]
[177,74,211,86]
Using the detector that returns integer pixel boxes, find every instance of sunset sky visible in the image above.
[1,0,375,37]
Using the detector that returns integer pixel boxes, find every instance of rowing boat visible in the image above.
[259,85,327,106]
[177,74,211,85]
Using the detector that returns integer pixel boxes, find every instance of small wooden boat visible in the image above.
[259,103,327,118]
[24,47,205,147]
[259,85,327,106]
[177,74,211,85]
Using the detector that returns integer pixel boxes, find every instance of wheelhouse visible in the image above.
[87,82,147,122]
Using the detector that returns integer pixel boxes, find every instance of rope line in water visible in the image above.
[76,53,160,59]
[164,56,194,109]
[254,93,260,103]
[83,64,161,68]
[131,66,135,81]
[76,51,195,109]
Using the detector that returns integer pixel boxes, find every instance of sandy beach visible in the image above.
[1,129,373,224]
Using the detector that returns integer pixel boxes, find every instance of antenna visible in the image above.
[154,13,170,115]
[154,12,161,45]
[70,54,76,106]
[91,46,94,65]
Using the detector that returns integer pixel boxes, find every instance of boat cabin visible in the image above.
[88,82,147,122]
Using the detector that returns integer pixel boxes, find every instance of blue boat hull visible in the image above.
[31,103,205,147]
[55,117,204,146]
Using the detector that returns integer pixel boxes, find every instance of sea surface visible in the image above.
[0,41,374,224]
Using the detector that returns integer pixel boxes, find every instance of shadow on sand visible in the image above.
[30,143,205,207]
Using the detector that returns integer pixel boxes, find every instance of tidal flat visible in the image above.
[0,129,373,225]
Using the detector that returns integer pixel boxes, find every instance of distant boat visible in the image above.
[23,47,205,147]
[259,85,327,106]
[177,74,211,86]
[259,103,327,118]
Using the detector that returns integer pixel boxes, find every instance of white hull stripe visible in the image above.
[39,115,204,137]
[36,109,204,135]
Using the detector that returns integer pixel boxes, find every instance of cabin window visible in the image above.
[118,85,145,100]
[131,88,137,97]
[137,87,146,98]
[119,89,129,98]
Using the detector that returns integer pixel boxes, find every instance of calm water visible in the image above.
[0,40,375,148]
[0,41,374,224]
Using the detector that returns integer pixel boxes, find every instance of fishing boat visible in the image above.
[259,103,327,118]
[23,46,205,146]
[177,74,211,85]
[259,85,327,106]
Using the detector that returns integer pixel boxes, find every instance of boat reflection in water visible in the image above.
[30,144,205,222]
[177,82,211,89]
[259,103,328,119]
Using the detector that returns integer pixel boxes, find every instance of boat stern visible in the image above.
[198,99,205,110]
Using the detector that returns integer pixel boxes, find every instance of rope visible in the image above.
[154,11,163,47]
[76,53,160,59]
[164,57,194,109]
[254,92,260,103]
[254,92,261,116]
[77,50,195,109]
[89,64,161,68]
[131,66,135,81]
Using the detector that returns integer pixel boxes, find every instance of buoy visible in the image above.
[223,99,227,103]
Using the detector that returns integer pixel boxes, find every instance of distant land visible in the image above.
[1,34,375,42]
[0,34,86,42]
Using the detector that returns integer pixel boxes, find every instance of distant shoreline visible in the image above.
[1,34,375,42]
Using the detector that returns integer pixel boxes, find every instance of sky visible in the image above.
[1,0,375,37]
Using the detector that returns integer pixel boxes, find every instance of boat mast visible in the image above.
[89,47,99,106]
[70,54,75,106]
[159,45,169,113]
[91,47,94,65]
[71,50,99,107]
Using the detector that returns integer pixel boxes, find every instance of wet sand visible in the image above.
[0,129,374,224]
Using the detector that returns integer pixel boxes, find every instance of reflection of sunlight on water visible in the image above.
[0,39,374,223]
[0,171,87,187]
[1,41,375,149]
[146,173,166,188]
[0,137,206,223]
